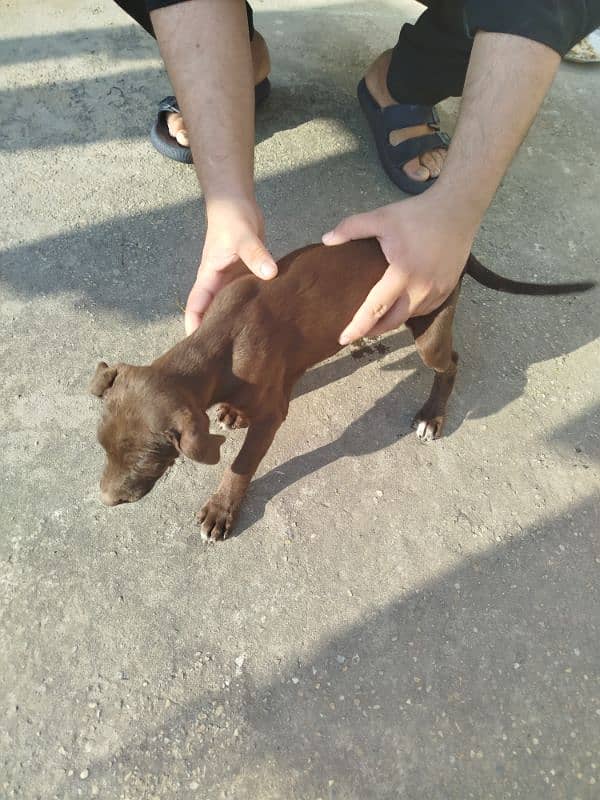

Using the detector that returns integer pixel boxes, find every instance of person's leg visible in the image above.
[112,0,269,146]
[365,1,471,184]
[112,0,255,40]
[365,0,600,185]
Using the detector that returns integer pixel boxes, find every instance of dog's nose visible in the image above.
[100,490,123,507]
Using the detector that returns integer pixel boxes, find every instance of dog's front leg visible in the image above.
[198,414,284,541]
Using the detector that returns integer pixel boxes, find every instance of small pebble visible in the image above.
[80,769,89,780]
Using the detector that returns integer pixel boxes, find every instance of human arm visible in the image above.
[323,31,561,344]
[150,0,277,334]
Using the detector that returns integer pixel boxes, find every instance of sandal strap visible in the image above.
[157,95,180,115]
[388,131,450,168]
[382,103,440,134]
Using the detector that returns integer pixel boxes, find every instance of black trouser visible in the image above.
[114,0,600,106]
[113,0,255,39]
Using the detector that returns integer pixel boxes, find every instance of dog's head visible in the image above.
[89,361,225,506]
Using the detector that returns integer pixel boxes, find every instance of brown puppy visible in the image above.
[90,239,593,540]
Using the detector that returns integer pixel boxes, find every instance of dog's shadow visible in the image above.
[223,329,442,538]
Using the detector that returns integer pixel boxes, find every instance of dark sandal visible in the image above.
[150,77,271,164]
[357,78,450,195]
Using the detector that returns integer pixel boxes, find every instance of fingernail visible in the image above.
[339,331,351,345]
[260,263,276,278]
[416,166,429,179]
[322,231,335,245]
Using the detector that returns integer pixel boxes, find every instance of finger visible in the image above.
[184,291,212,335]
[184,269,230,335]
[339,269,409,344]
[322,210,381,246]
[366,294,412,337]
[237,234,278,280]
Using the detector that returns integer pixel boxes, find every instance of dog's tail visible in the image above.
[465,253,595,295]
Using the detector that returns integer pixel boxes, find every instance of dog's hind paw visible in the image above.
[215,404,249,430]
[412,413,444,442]
[198,495,239,542]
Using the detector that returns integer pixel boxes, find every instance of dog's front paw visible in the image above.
[412,411,445,442]
[198,495,240,542]
[215,404,249,430]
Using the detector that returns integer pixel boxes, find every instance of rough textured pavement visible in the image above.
[1,1,600,798]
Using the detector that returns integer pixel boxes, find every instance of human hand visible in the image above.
[322,193,477,344]
[185,199,278,335]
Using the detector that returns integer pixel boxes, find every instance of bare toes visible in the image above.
[166,112,189,146]
[419,151,440,178]
[431,148,447,174]
[166,111,183,136]
[403,156,430,182]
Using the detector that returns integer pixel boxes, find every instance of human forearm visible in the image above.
[150,0,277,334]
[150,0,255,207]
[434,31,560,229]
[323,32,562,343]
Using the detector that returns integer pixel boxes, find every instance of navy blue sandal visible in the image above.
[150,77,271,164]
[357,78,450,195]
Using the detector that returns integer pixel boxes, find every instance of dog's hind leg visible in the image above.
[405,284,461,442]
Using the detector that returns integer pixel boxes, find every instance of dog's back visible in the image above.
[202,239,388,372]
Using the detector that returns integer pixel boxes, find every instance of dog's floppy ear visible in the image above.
[166,410,225,465]
[89,362,118,397]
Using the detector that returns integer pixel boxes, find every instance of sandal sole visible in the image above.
[150,77,271,165]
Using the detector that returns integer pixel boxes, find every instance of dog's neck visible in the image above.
[152,324,237,412]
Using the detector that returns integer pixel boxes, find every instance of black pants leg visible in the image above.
[387,0,600,106]
[112,0,255,40]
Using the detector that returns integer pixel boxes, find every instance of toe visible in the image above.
[403,156,430,182]
[431,148,447,174]
[412,414,444,441]
[419,151,440,178]
[166,112,190,147]
[166,111,182,136]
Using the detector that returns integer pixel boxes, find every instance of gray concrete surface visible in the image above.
[1,1,600,798]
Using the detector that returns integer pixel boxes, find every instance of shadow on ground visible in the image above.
[76,496,600,799]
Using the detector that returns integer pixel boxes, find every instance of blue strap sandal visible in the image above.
[150,77,271,164]
[357,78,450,195]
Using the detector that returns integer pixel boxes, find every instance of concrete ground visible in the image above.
[1,1,599,798]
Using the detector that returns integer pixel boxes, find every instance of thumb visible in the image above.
[238,234,278,280]
[322,210,381,246]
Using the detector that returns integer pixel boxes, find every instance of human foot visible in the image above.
[364,50,448,183]
[166,31,271,147]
